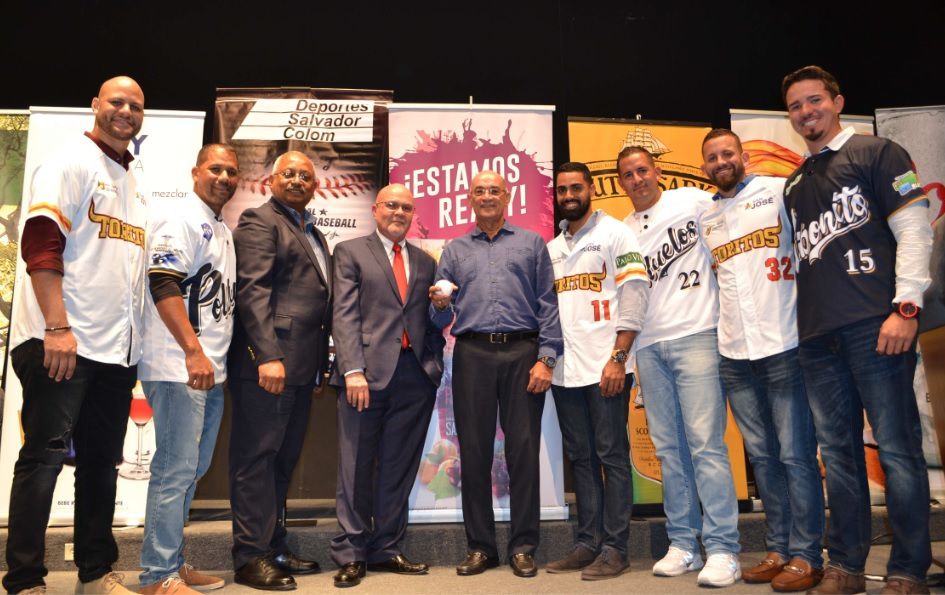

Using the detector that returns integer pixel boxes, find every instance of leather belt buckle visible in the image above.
[489,332,508,344]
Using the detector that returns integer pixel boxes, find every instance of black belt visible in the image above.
[460,331,539,344]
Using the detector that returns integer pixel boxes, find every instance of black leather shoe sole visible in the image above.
[233,575,297,591]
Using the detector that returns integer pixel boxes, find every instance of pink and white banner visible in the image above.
[388,104,566,523]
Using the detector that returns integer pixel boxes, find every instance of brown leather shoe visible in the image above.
[743,552,787,584]
[880,575,931,594]
[771,557,824,592]
[806,566,865,594]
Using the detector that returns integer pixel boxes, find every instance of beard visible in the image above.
[96,112,140,142]
[710,164,744,194]
[560,198,591,221]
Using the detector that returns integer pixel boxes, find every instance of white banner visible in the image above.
[387,103,567,522]
[0,106,205,526]
[230,98,375,142]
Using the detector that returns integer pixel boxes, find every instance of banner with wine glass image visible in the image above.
[0,106,205,526]
[387,103,568,523]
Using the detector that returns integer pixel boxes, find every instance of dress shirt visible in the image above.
[435,221,562,360]
[278,200,330,284]
[375,231,410,279]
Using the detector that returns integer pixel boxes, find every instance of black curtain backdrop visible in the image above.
[6,0,944,172]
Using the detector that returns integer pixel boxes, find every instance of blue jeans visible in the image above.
[139,381,225,586]
[636,329,740,555]
[551,375,633,555]
[721,348,824,566]
[798,315,930,580]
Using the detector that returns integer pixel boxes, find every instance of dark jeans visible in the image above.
[3,339,135,593]
[551,376,632,555]
[720,348,824,566]
[799,315,930,580]
[229,377,315,570]
[452,336,545,559]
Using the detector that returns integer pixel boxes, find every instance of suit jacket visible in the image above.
[329,233,445,390]
[229,198,332,386]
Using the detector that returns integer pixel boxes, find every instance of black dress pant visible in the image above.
[330,351,436,565]
[3,339,135,592]
[228,377,315,569]
[452,336,545,558]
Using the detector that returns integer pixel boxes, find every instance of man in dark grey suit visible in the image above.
[329,184,450,588]
[228,151,332,591]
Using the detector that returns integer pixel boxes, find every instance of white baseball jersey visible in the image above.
[623,187,718,351]
[11,135,147,365]
[139,193,237,383]
[549,210,648,387]
[699,176,798,360]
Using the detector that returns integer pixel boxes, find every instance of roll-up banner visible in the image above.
[213,88,392,251]
[0,107,205,525]
[388,103,567,523]
[0,111,29,402]
[876,105,945,500]
[567,117,749,507]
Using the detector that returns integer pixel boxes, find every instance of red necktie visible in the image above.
[392,244,410,348]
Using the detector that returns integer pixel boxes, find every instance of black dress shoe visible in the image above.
[510,552,538,578]
[273,552,321,575]
[234,557,297,591]
[367,554,429,575]
[334,562,366,588]
[456,551,500,576]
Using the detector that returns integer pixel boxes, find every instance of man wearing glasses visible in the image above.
[328,184,449,588]
[228,151,332,591]
[433,171,563,579]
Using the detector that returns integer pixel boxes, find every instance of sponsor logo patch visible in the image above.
[892,170,920,196]
[615,251,643,267]
[201,223,213,241]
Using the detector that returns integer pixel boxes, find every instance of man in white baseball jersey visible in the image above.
[618,146,741,587]
[136,144,240,594]
[4,76,146,595]
[700,129,825,592]
[545,162,648,580]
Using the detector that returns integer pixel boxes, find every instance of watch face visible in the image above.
[900,303,918,317]
[612,350,628,363]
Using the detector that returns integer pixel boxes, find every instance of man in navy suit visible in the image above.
[228,151,332,591]
[329,184,449,588]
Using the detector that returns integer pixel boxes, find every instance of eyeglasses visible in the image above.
[277,169,314,183]
[471,186,504,197]
[377,200,415,213]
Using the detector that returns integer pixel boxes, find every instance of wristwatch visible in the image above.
[538,355,557,369]
[610,349,629,364]
[893,301,921,320]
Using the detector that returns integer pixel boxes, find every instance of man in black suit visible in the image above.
[328,184,450,588]
[228,150,332,591]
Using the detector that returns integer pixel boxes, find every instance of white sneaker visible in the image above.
[75,571,133,594]
[697,552,741,587]
[652,546,704,576]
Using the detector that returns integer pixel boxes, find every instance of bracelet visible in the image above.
[44,325,72,333]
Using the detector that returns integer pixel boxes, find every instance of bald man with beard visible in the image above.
[4,76,146,595]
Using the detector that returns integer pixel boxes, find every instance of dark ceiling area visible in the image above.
[5,0,943,164]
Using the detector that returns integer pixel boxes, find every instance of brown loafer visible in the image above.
[743,552,787,584]
[772,557,825,592]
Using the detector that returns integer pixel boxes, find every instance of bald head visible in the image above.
[91,75,144,153]
[373,184,415,243]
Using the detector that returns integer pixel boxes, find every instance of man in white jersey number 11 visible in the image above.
[545,162,648,580]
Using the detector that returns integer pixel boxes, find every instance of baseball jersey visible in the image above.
[11,135,147,365]
[548,210,647,387]
[700,176,798,360]
[139,193,237,383]
[784,127,927,342]
[624,187,718,351]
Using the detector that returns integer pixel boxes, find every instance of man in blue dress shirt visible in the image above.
[433,170,563,579]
